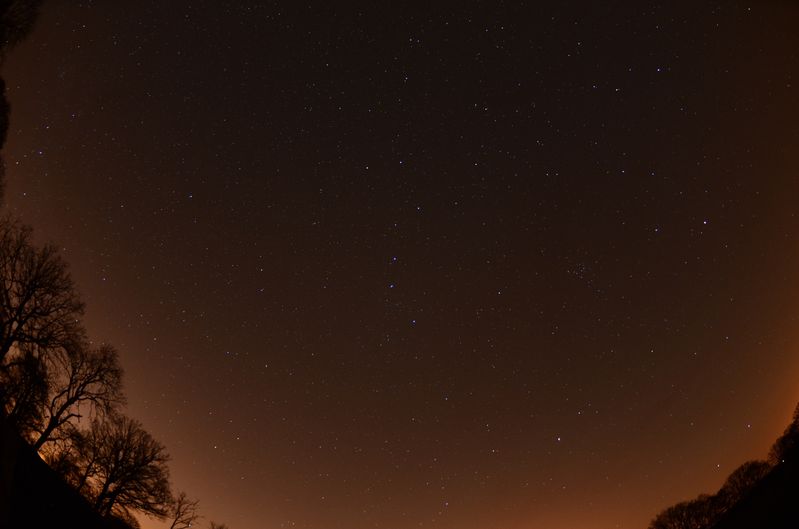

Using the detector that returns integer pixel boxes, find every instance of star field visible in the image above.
[3,2,799,528]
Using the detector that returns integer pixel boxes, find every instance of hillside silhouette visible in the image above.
[0,5,219,529]
[0,413,125,528]
[708,456,799,529]
[0,5,117,525]
[650,403,799,529]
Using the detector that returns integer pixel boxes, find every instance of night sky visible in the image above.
[3,1,799,528]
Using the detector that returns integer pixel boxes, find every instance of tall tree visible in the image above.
[0,215,84,363]
[31,342,125,449]
[43,426,86,487]
[79,413,173,520]
[0,345,48,435]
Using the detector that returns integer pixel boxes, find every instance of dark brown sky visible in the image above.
[3,1,799,528]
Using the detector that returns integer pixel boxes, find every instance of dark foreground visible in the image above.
[710,455,799,529]
[0,414,119,529]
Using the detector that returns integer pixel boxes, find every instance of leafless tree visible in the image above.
[74,413,172,520]
[68,424,104,493]
[169,492,201,529]
[43,427,84,485]
[31,342,124,449]
[169,491,201,529]
[108,509,142,529]
[0,216,84,363]
[0,345,48,436]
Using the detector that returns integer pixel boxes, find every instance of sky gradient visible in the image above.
[3,1,799,528]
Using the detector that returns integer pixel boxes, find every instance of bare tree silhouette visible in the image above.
[0,345,48,435]
[32,342,125,449]
[169,491,201,529]
[0,216,84,363]
[73,413,173,521]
